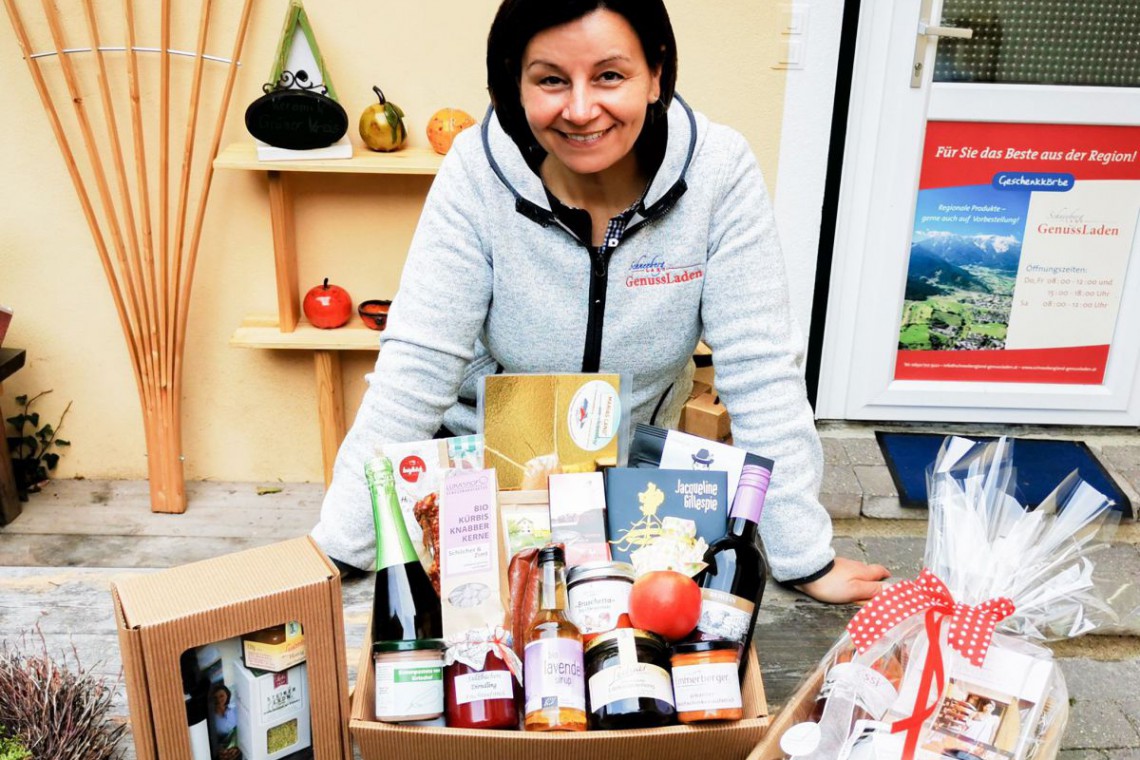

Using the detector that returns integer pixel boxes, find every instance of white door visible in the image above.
[816,0,1140,424]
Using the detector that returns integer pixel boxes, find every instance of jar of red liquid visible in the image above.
[445,649,520,729]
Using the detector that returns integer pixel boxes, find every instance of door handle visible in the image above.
[912,14,975,87]
[918,22,975,40]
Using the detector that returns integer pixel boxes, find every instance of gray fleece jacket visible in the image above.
[310,96,835,583]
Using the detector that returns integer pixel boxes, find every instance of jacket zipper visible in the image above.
[578,213,667,373]
[582,245,613,372]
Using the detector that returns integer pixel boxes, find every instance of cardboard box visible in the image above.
[233,661,312,760]
[680,383,731,442]
[745,667,1066,760]
[351,627,770,760]
[112,537,353,760]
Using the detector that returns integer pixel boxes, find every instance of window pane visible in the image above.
[934,0,1140,87]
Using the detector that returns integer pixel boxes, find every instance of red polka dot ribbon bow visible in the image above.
[846,568,1016,667]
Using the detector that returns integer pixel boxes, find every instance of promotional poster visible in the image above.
[895,122,1140,384]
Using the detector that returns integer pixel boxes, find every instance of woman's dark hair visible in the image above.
[486,0,678,153]
[211,683,231,705]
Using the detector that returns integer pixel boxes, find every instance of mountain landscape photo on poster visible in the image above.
[901,183,1027,353]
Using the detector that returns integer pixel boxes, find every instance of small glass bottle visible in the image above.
[523,545,586,732]
[808,641,905,723]
[794,641,906,760]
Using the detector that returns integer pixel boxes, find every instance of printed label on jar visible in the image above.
[374,660,444,719]
[821,663,898,720]
[568,580,632,634]
[589,662,674,709]
[672,662,743,713]
[523,639,585,714]
[453,670,515,706]
[695,588,754,645]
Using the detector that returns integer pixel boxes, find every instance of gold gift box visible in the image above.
[482,373,622,489]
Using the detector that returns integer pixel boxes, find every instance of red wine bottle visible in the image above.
[179,650,212,760]
[694,462,772,678]
[367,457,442,646]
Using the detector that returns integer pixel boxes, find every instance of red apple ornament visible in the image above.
[303,278,352,329]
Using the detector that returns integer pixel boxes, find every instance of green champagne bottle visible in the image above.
[367,457,442,646]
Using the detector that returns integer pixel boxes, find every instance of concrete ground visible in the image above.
[0,421,1137,757]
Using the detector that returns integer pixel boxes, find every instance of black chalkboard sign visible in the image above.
[245,89,348,150]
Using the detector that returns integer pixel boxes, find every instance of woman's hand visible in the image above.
[795,556,891,604]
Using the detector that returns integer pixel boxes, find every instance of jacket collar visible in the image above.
[480,95,700,228]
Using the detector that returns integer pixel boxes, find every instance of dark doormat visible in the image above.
[875,431,1133,518]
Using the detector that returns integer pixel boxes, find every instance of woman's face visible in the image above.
[212,688,228,714]
[519,9,662,180]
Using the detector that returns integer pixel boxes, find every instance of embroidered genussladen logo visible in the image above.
[625,254,704,289]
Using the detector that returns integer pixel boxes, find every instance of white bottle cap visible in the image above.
[780,721,822,756]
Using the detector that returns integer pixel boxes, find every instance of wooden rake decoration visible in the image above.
[3,0,256,512]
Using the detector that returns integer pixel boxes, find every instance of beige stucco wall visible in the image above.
[0,0,789,484]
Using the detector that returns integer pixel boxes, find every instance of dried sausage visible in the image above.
[508,548,539,657]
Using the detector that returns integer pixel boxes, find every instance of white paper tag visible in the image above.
[453,670,515,705]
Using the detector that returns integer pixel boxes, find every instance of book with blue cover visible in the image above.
[604,467,729,563]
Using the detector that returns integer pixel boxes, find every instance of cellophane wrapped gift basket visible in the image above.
[756,436,1124,760]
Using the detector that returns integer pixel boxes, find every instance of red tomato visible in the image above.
[303,278,352,329]
[628,570,702,641]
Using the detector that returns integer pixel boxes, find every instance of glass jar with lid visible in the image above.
[566,561,635,639]
[373,639,446,723]
[444,636,521,730]
[670,640,744,723]
[584,628,676,730]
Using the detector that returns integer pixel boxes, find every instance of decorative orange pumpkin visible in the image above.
[426,108,476,155]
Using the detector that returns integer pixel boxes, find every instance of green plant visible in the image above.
[4,390,71,492]
[0,634,124,760]
[0,728,31,760]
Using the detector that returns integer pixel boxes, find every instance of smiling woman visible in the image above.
[311,0,891,606]
[517,10,661,225]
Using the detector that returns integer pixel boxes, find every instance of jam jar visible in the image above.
[670,640,744,723]
[566,561,635,639]
[584,628,676,730]
[444,649,520,729]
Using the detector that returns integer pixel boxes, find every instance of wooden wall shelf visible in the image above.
[230,315,383,351]
[216,140,436,485]
[214,143,443,174]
